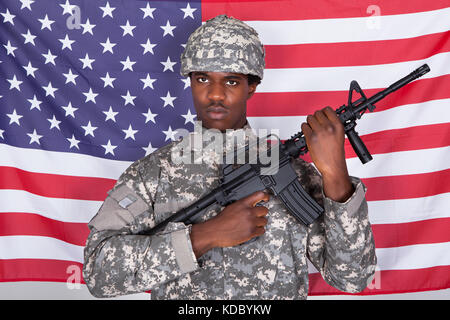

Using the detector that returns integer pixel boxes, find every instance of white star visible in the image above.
[160,56,176,72]
[100,37,116,54]
[141,38,157,55]
[0,129,4,139]
[82,88,98,103]
[100,2,115,18]
[1,8,15,25]
[142,108,157,124]
[19,0,35,11]
[3,40,17,57]
[120,56,136,71]
[121,90,136,106]
[162,126,177,142]
[140,73,157,89]
[7,75,23,91]
[181,109,197,125]
[100,72,116,88]
[160,20,176,37]
[81,121,97,137]
[63,69,78,85]
[142,141,156,156]
[181,77,191,89]
[62,101,78,118]
[47,115,61,130]
[60,0,75,15]
[120,20,136,37]
[22,29,36,45]
[23,61,38,78]
[180,3,197,19]
[141,3,156,19]
[27,129,43,145]
[59,34,75,50]
[38,14,55,31]
[103,106,118,122]
[102,140,117,155]
[42,49,57,65]
[160,91,177,107]
[122,124,138,140]
[79,53,95,69]
[28,95,42,110]
[80,18,96,35]
[67,134,80,149]
[42,81,58,98]
[7,109,23,126]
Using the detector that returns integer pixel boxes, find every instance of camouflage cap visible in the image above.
[180,14,265,79]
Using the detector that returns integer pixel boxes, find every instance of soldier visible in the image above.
[83,15,377,299]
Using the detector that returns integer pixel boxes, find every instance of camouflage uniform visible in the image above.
[83,124,377,299]
[82,15,377,299]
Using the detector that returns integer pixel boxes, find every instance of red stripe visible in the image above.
[344,123,450,159]
[248,75,450,117]
[265,31,450,68]
[202,0,450,21]
[308,265,450,295]
[0,166,115,201]
[372,218,450,249]
[0,213,89,247]
[0,259,85,284]
[363,169,450,201]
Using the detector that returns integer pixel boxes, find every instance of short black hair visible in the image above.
[247,74,261,86]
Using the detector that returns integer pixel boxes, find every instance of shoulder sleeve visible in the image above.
[82,154,198,298]
[291,158,377,293]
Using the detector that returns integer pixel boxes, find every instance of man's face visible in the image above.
[190,71,257,132]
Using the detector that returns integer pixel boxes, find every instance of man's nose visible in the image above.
[207,83,225,102]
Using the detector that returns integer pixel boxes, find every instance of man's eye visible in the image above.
[226,80,238,86]
[197,77,208,83]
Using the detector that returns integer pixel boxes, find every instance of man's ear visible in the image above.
[247,83,258,99]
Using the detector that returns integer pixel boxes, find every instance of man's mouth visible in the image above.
[206,105,228,120]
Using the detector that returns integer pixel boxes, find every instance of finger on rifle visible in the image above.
[253,205,269,217]
[306,114,321,131]
[314,109,328,126]
[246,190,270,207]
[323,106,340,124]
[301,122,313,139]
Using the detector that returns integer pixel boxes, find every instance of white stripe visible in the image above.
[0,190,102,223]
[0,143,131,179]
[258,51,448,92]
[347,146,449,178]
[368,193,450,225]
[248,7,450,45]
[248,98,450,140]
[308,241,450,274]
[0,235,84,263]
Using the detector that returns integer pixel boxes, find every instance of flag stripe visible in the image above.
[0,166,114,201]
[259,52,448,93]
[249,75,450,117]
[245,8,450,45]
[203,0,450,21]
[0,259,84,284]
[0,212,89,247]
[372,218,450,249]
[265,31,450,68]
[308,265,450,295]
[0,189,101,224]
[362,169,449,201]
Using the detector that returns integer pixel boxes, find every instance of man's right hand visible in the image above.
[190,191,270,258]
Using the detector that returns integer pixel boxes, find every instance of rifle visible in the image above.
[140,64,430,235]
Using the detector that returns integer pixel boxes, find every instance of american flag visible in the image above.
[0,0,449,297]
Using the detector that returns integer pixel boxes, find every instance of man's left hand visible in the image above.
[301,106,354,202]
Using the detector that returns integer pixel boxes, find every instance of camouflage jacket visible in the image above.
[83,125,377,299]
